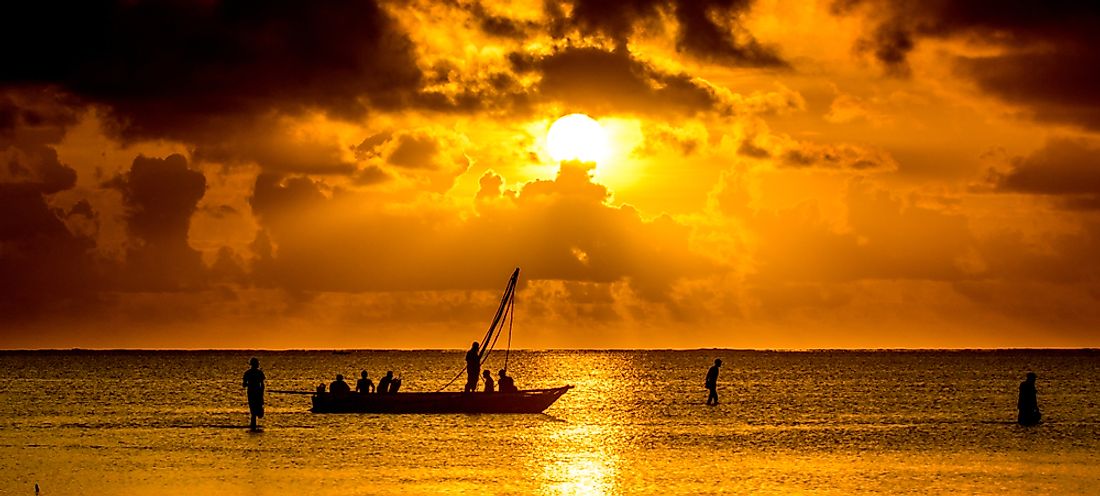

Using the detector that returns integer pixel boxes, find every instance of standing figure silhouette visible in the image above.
[1018,372,1041,426]
[705,359,722,405]
[242,357,265,431]
[464,342,480,393]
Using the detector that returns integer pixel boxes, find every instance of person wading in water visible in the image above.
[705,359,722,406]
[242,357,265,431]
[1018,372,1041,426]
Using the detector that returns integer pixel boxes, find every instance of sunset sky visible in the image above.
[2,0,1099,348]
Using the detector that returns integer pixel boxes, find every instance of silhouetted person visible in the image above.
[356,370,375,394]
[242,357,265,431]
[498,369,517,393]
[316,382,326,394]
[482,369,495,393]
[705,359,722,405]
[378,371,394,394]
[388,375,401,394]
[330,374,351,395]
[1018,372,1041,426]
[465,342,481,392]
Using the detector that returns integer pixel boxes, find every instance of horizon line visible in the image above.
[2,347,1097,352]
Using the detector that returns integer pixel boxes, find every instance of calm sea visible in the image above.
[1,350,1097,495]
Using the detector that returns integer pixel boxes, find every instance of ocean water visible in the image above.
[1,350,1098,495]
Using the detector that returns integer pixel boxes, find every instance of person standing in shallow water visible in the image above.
[464,342,480,393]
[1018,372,1041,426]
[242,357,265,431]
[705,359,722,405]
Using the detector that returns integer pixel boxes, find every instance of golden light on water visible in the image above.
[542,423,620,496]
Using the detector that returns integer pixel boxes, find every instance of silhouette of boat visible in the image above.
[311,386,573,414]
[292,268,574,414]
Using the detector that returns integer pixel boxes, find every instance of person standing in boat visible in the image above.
[498,369,517,393]
[464,342,481,393]
[356,370,375,394]
[242,357,265,431]
[1018,372,1041,426]
[705,359,722,406]
[482,369,495,393]
[329,374,351,396]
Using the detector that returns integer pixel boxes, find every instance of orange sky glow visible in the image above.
[2,0,1100,348]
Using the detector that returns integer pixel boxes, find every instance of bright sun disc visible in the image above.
[546,113,609,163]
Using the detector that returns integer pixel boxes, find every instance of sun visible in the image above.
[546,113,610,163]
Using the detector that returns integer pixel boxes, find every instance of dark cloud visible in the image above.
[1,144,77,195]
[191,120,359,175]
[246,162,713,298]
[388,134,441,169]
[354,130,468,190]
[833,1,1100,129]
[0,90,81,194]
[0,90,99,319]
[465,1,537,40]
[957,49,1100,130]
[511,46,724,116]
[0,0,423,142]
[107,154,208,290]
[781,143,896,171]
[0,185,97,319]
[560,0,786,67]
[0,90,80,146]
[735,132,897,171]
[987,138,1100,209]
[249,173,328,224]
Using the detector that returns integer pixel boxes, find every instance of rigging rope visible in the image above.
[504,287,514,372]
[434,268,519,392]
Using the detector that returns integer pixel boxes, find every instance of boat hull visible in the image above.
[310,386,573,414]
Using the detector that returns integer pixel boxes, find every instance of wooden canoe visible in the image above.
[310,385,573,414]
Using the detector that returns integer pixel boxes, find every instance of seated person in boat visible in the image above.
[498,369,518,393]
[378,371,394,394]
[329,374,352,395]
[482,369,495,393]
[388,376,401,394]
[356,370,375,394]
[315,382,326,394]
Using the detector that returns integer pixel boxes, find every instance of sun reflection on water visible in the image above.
[539,422,620,495]
[517,352,639,495]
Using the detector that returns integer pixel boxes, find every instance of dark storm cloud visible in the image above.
[0,91,81,194]
[510,46,723,115]
[106,154,208,290]
[0,90,100,319]
[832,0,1100,129]
[0,0,422,142]
[988,139,1100,209]
[0,184,98,319]
[558,0,786,67]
